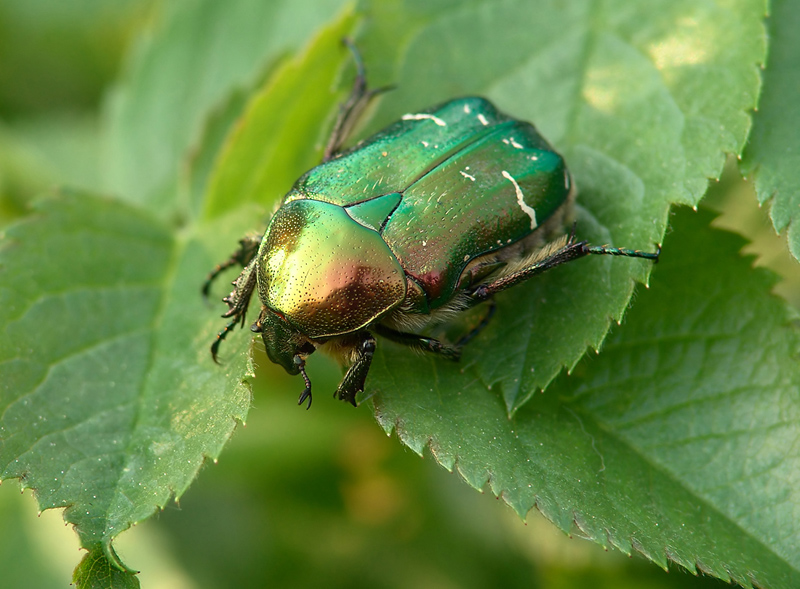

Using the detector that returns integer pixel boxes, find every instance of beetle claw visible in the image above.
[297,387,312,410]
[294,355,313,410]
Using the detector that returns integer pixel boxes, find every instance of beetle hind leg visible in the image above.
[468,232,660,303]
[373,324,462,361]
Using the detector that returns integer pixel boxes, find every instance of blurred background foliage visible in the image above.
[0,0,796,587]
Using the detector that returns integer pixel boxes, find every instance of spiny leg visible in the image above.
[323,39,393,161]
[583,243,661,260]
[202,234,262,299]
[211,319,240,364]
[336,332,377,406]
[454,300,497,349]
[373,324,461,360]
[470,235,660,303]
[209,256,259,362]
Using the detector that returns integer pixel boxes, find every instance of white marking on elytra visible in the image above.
[421,140,430,147]
[509,137,524,149]
[402,113,447,126]
[530,154,539,161]
[463,104,472,114]
[502,138,510,144]
[502,170,537,229]
[477,113,489,126]
[460,170,476,182]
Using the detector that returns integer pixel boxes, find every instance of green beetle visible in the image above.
[205,43,659,408]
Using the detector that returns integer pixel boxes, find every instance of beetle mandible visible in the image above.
[204,41,659,409]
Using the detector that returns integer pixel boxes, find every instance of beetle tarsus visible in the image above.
[323,39,393,161]
[297,387,312,410]
[583,243,661,262]
[211,318,240,363]
[294,355,313,409]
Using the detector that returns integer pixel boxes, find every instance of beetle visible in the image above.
[204,42,659,409]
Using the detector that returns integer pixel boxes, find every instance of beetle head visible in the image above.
[252,307,314,375]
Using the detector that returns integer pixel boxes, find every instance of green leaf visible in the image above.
[203,9,357,219]
[0,1,783,585]
[73,546,140,589]
[740,0,800,261]
[103,0,349,212]
[184,88,249,220]
[371,207,800,587]
[355,0,767,410]
[0,192,253,558]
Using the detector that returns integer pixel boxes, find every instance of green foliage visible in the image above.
[358,0,767,410]
[0,193,252,552]
[1,0,799,587]
[73,546,140,589]
[372,207,800,587]
[740,0,800,261]
[103,0,348,211]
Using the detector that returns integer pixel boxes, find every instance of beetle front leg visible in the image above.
[209,257,259,362]
[336,332,377,406]
[294,355,314,410]
[202,234,262,299]
[323,39,393,161]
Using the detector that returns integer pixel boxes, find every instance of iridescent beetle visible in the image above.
[204,42,659,408]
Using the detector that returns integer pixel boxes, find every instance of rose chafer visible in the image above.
[205,43,659,409]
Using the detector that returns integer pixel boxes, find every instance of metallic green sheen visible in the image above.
[277,96,570,310]
[258,199,406,338]
[345,192,402,231]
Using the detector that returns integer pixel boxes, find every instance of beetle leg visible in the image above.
[323,39,394,162]
[294,355,314,410]
[454,300,497,348]
[336,332,377,406]
[210,319,241,364]
[202,234,262,299]
[209,257,259,362]
[469,236,660,302]
[373,324,461,361]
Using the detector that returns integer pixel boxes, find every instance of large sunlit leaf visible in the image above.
[103,0,348,212]
[371,207,800,588]
[0,192,254,567]
[203,9,357,219]
[740,0,800,261]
